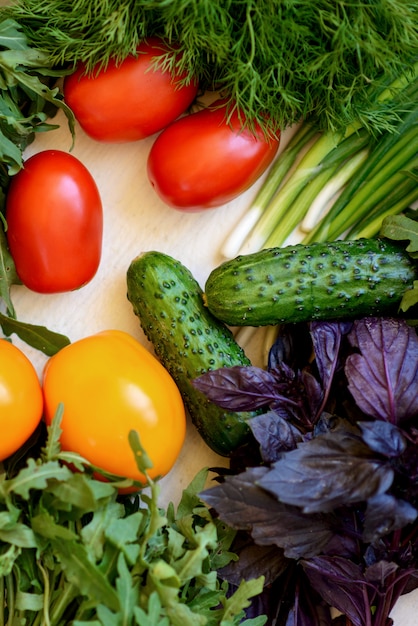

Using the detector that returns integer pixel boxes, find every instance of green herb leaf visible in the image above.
[4,457,72,499]
[133,591,170,626]
[221,577,266,625]
[0,224,20,316]
[0,311,70,355]
[15,590,44,612]
[0,523,37,548]
[380,213,418,258]
[400,280,418,312]
[115,552,140,624]
[51,538,121,611]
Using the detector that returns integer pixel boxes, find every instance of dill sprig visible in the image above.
[4,0,418,134]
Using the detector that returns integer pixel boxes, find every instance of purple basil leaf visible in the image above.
[302,556,369,626]
[285,577,334,626]
[249,409,303,461]
[258,428,394,513]
[359,421,407,458]
[402,569,418,595]
[201,468,336,559]
[268,323,313,372]
[192,365,276,410]
[300,368,324,420]
[200,465,275,531]
[310,321,351,392]
[268,362,320,425]
[365,559,399,585]
[363,494,417,542]
[220,539,288,587]
[345,317,418,423]
[363,560,411,623]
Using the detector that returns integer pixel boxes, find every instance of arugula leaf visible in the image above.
[400,280,418,312]
[51,538,121,611]
[0,311,70,355]
[0,522,37,548]
[221,577,266,625]
[0,219,19,316]
[3,457,72,499]
[380,213,418,258]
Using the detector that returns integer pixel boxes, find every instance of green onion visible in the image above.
[220,122,318,258]
[342,170,418,240]
[222,124,361,256]
[304,109,418,243]
[262,130,372,248]
[299,148,370,233]
[222,66,418,257]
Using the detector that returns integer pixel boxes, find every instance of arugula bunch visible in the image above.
[0,411,266,626]
[194,315,418,625]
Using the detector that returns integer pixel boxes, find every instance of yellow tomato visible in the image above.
[42,330,186,483]
[0,339,43,461]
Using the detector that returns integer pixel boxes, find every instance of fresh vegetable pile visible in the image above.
[0,1,417,625]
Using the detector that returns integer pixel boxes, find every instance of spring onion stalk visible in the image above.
[303,104,418,243]
[344,174,418,240]
[220,122,318,258]
[304,118,418,243]
[227,124,364,256]
[300,148,370,233]
[261,131,372,248]
[221,65,417,259]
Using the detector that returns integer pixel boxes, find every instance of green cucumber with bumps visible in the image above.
[204,238,418,326]
[126,251,256,457]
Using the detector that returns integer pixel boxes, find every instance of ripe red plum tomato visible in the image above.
[147,99,280,210]
[42,330,187,486]
[63,37,199,142]
[0,339,43,461]
[6,150,103,294]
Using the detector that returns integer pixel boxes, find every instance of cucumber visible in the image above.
[204,238,418,326]
[126,251,256,457]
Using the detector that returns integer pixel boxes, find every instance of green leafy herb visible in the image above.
[5,0,418,135]
[380,212,418,312]
[0,311,70,354]
[0,414,266,625]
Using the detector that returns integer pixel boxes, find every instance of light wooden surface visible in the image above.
[10,109,418,624]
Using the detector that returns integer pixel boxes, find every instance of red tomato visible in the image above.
[64,37,199,142]
[6,150,103,294]
[0,339,43,461]
[147,99,280,210]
